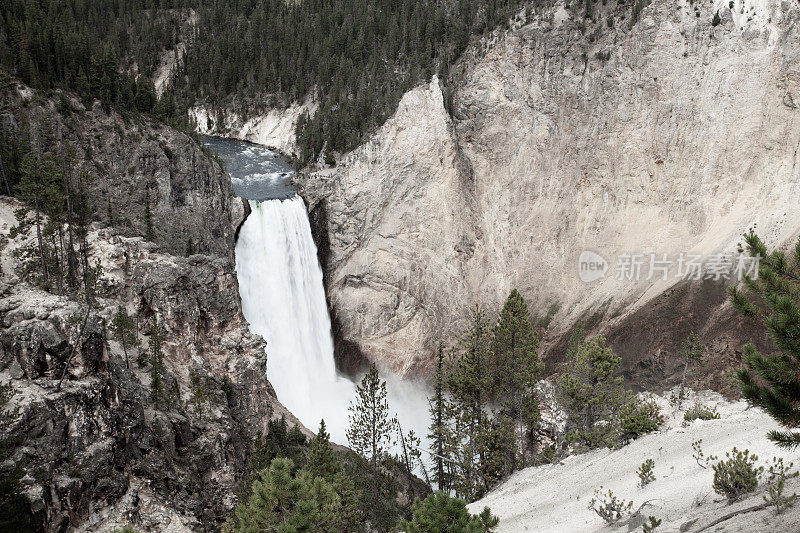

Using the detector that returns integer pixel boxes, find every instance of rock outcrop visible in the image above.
[1,84,246,259]
[299,0,800,381]
[189,98,317,159]
[0,193,289,531]
[0,84,294,531]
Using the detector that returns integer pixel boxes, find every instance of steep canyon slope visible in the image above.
[299,0,800,382]
[0,83,292,531]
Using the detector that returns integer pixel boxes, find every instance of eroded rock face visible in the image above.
[0,211,284,531]
[300,77,476,376]
[189,98,317,159]
[2,85,247,259]
[300,0,800,379]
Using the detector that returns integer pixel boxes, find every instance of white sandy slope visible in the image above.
[468,390,800,532]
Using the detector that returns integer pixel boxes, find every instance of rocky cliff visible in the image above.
[188,98,317,159]
[299,0,800,383]
[0,85,293,531]
[1,83,246,259]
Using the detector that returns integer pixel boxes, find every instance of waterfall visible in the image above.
[235,193,431,453]
[235,196,356,443]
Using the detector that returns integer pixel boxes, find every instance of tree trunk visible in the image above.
[678,359,689,410]
[51,232,63,294]
[397,422,416,499]
[34,190,48,282]
[121,338,129,369]
[63,167,77,288]
[0,152,10,196]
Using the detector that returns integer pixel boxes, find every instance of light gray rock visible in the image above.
[299,0,800,378]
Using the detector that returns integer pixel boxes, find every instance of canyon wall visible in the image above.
[189,99,316,159]
[0,85,295,531]
[300,0,800,382]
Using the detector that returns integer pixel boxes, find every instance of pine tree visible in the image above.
[447,306,493,500]
[428,342,453,491]
[397,422,427,497]
[492,289,541,467]
[676,332,705,409]
[144,189,156,242]
[16,154,49,283]
[730,231,800,448]
[227,457,342,532]
[111,306,137,369]
[558,336,631,449]
[399,492,499,533]
[346,363,396,531]
[308,419,338,480]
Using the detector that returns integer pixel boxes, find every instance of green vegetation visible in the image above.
[399,492,499,533]
[558,335,661,449]
[111,306,138,369]
[642,516,662,533]
[711,448,762,502]
[637,458,655,487]
[0,383,32,532]
[346,363,398,531]
[588,487,633,524]
[491,289,542,466]
[618,399,663,443]
[676,332,705,410]
[729,231,800,448]
[1,0,529,167]
[683,403,720,422]
[180,0,527,166]
[226,457,357,532]
[764,457,798,514]
[0,0,182,120]
[148,320,166,404]
[7,136,98,300]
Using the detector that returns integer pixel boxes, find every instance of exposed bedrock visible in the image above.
[299,0,800,382]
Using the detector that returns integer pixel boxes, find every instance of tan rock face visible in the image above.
[300,1,800,378]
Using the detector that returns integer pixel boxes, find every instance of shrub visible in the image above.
[764,457,799,514]
[643,516,662,532]
[684,404,720,422]
[692,439,717,469]
[619,400,663,442]
[588,487,633,524]
[638,459,655,487]
[712,448,763,502]
[399,492,499,533]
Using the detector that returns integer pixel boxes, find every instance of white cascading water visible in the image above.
[235,194,432,451]
[235,196,357,444]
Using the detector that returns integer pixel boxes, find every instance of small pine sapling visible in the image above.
[588,487,633,524]
[637,459,656,487]
[764,457,799,513]
[642,516,662,532]
[691,439,717,469]
[712,447,763,502]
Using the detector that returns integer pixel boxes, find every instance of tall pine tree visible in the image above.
[558,336,630,449]
[428,342,454,492]
[730,231,800,448]
[492,289,542,467]
[346,363,396,531]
